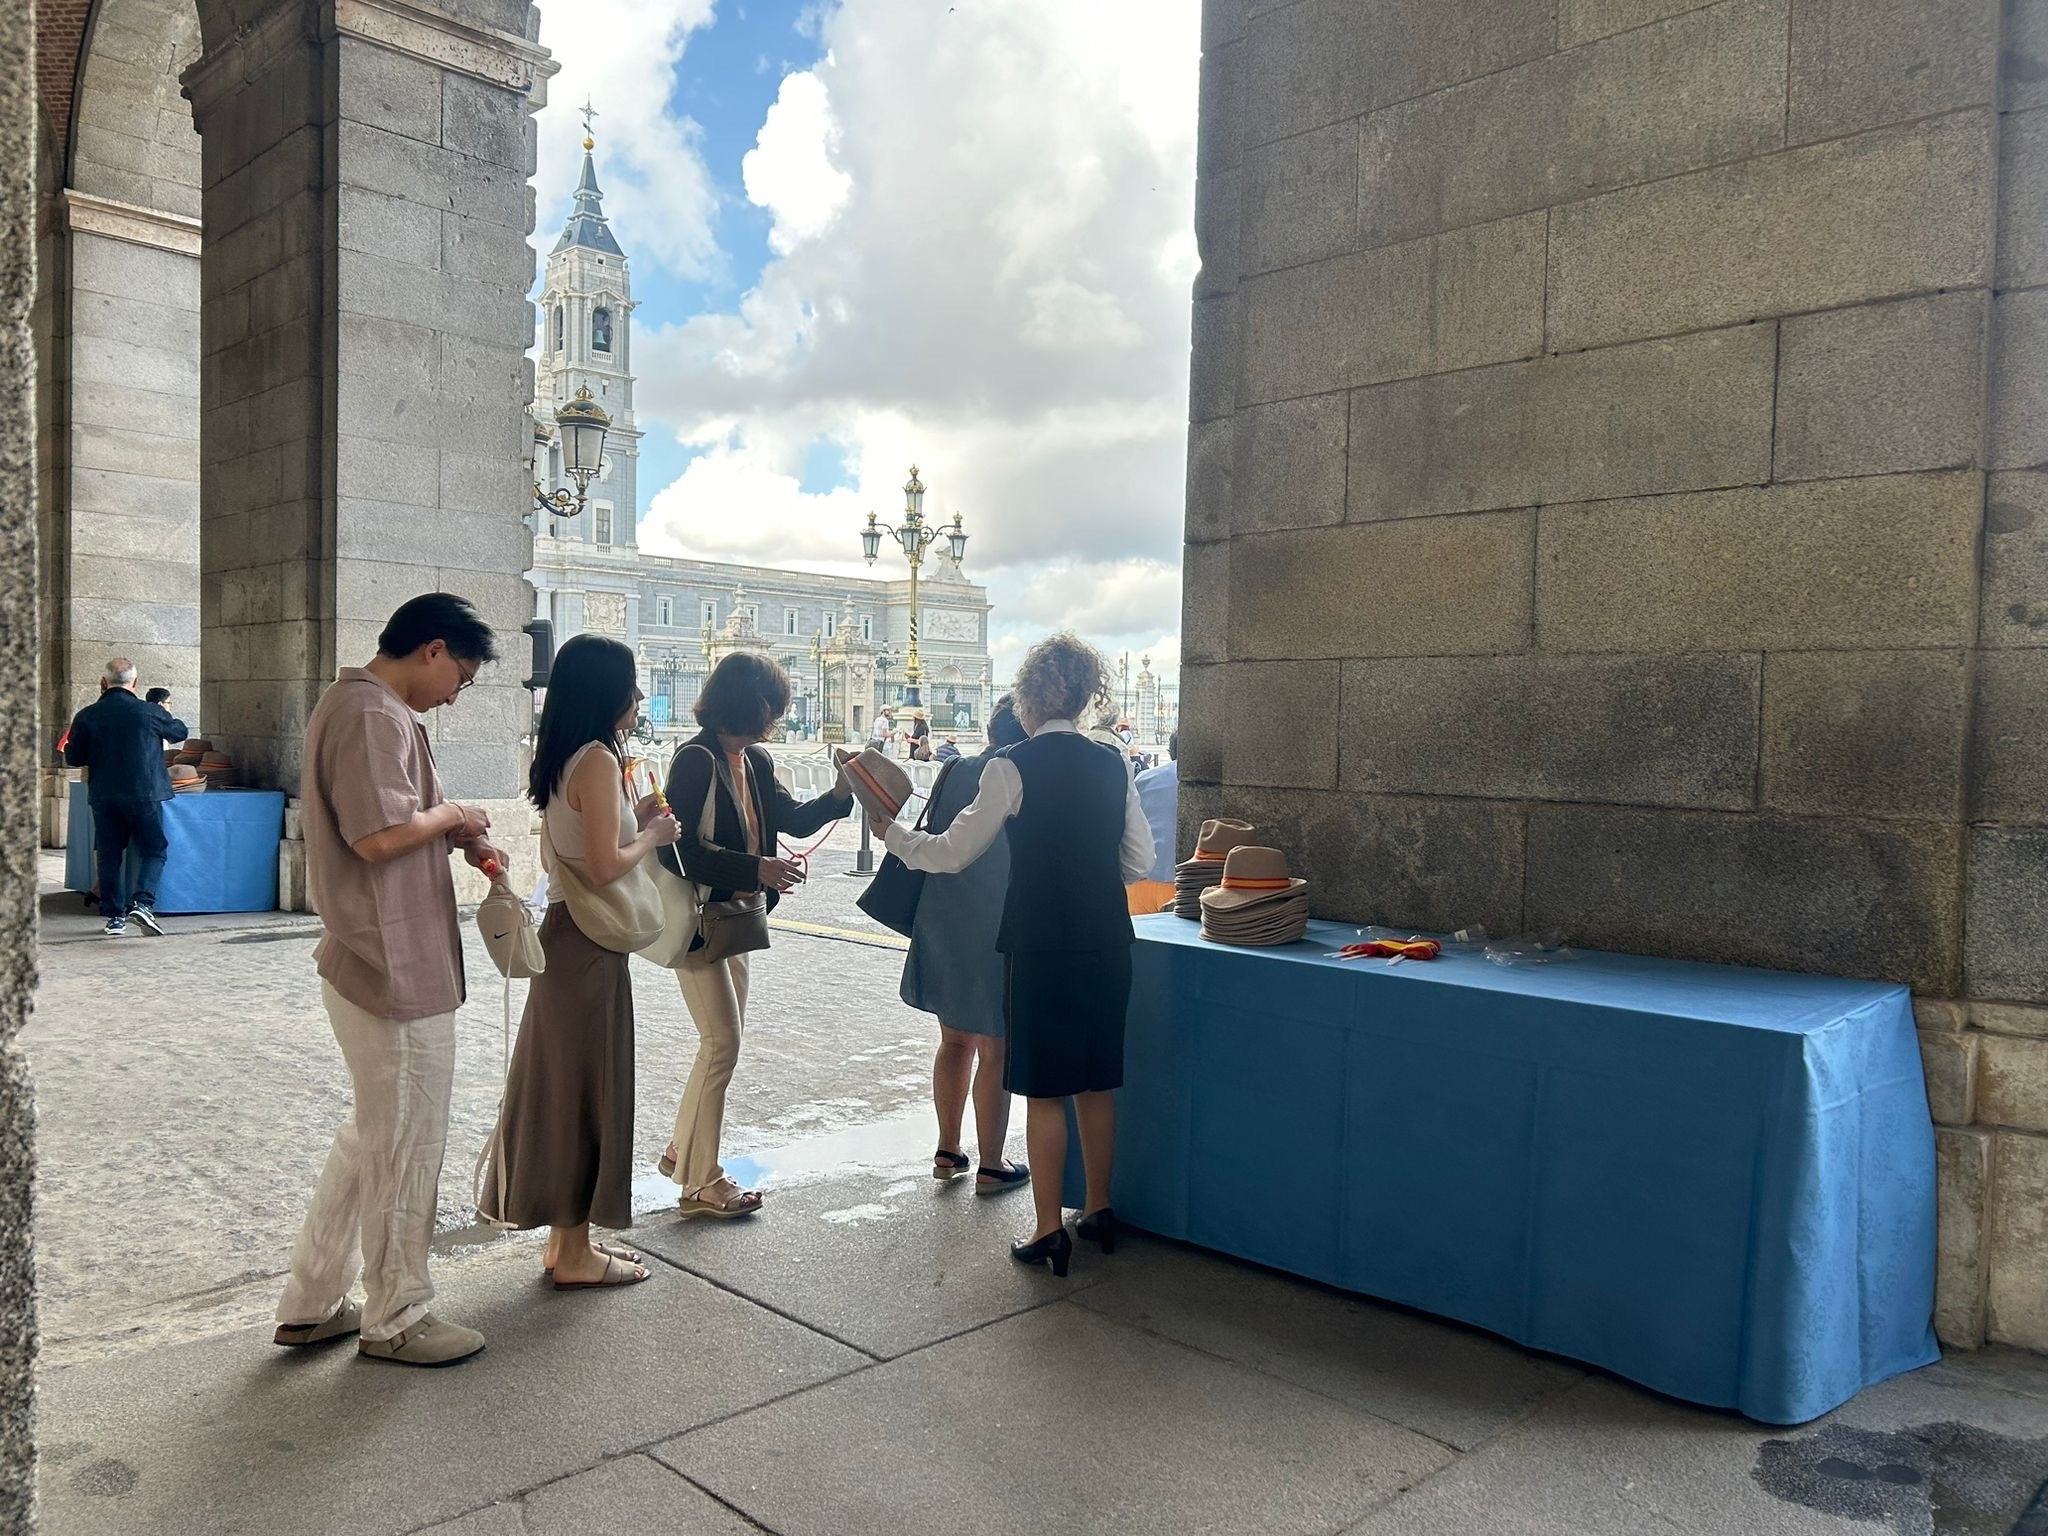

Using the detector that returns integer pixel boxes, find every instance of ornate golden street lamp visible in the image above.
[860,465,967,719]
[532,385,611,517]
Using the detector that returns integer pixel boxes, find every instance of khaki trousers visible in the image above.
[670,952,750,1194]
[276,983,457,1342]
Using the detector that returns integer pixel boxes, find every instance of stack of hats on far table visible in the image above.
[1174,818,1256,919]
[1199,846,1311,947]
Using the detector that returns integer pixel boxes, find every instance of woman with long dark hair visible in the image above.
[483,634,679,1287]
[880,635,1153,1275]
[657,650,854,1218]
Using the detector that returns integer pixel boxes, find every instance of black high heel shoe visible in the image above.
[1011,1228,1073,1278]
[1076,1207,1118,1255]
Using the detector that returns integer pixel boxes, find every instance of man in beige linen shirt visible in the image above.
[274,594,507,1368]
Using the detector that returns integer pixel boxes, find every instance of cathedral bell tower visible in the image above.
[534,104,640,561]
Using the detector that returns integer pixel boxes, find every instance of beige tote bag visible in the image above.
[540,754,663,954]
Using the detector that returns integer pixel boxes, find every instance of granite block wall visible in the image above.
[1185,0,2048,1348]
[184,0,545,815]
[2,0,40,1522]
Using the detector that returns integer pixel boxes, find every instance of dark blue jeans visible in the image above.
[92,799,168,918]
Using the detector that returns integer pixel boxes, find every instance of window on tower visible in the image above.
[657,595,673,627]
[552,304,564,352]
[592,307,612,352]
[594,502,613,545]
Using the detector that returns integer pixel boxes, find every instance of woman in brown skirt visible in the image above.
[484,634,679,1288]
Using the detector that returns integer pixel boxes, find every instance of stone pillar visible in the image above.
[182,0,549,863]
[1186,0,2046,1347]
[43,0,207,754]
[49,196,202,743]
[0,0,41,1520]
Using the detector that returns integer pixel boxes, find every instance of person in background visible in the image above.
[1127,731,1178,917]
[64,659,187,936]
[935,735,962,764]
[880,635,1153,1276]
[483,634,678,1289]
[907,713,933,762]
[901,696,1031,1193]
[273,593,504,1368]
[144,686,172,708]
[658,652,855,1218]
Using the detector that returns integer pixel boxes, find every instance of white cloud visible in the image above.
[631,0,1200,685]
[533,0,721,280]
[742,70,854,254]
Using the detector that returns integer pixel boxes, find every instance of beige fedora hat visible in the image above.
[1177,817,1257,872]
[1199,846,1309,912]
[833,746,912,825]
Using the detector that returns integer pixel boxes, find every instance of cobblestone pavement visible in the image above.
[26,837,962,1368]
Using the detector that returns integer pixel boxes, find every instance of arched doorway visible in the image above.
[39,0,204,767]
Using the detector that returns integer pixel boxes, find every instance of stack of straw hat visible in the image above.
[1174,818,1256,920]
[1198,846,1311,947]
[169,764,205,794]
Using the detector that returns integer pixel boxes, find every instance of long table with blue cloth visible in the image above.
[65,780,285,913]
[1064,913,1938,1425]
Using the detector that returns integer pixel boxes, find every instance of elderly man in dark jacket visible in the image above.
[64,658,187,935]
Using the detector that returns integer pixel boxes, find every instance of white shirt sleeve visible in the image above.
[881,758,1021,874]
[1118,771,1155,884]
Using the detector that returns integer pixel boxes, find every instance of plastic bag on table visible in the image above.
[1484,929,1575,967]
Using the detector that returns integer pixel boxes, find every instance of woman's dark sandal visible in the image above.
[974,1162,1031,1196]
[542,1241,642,1277]
[932,1148,971,1181]
[273,1298,362,1347]
[552,1253,652,1291]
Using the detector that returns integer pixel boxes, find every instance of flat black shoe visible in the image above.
[1076,1206,1118,1255]
[1010,1228,1073,1278]
[974,1161,1030,1196]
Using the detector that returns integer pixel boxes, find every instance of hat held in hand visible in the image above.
[834,746,912,825]
[1198,846,1309,913]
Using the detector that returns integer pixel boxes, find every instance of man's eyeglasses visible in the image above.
[454,657,480,694]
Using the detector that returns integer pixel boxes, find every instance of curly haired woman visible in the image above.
[879,634,1153,1276]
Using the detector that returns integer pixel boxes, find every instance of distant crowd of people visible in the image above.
[269,592,1156,1365]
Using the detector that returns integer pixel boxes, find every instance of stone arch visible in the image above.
[40,0,205,764]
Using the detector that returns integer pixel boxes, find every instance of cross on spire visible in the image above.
[579,97,599,146]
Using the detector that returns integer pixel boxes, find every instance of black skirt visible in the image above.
[1002,946,1132,1098]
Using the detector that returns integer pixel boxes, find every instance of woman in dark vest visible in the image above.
[882,634,1154,1275]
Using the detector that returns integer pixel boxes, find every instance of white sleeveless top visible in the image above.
[544,741,635,902]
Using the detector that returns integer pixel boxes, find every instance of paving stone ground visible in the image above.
[28,847,2048,1535]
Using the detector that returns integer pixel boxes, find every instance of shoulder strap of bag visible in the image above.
[472,967,517,1229]
[916,758,958,833]
[691,744,719,842]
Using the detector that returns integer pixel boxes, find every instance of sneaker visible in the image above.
[127,904,163,936]
[273,1298,362,1348]
[101,917,127,937]
[356,1313,484,1368]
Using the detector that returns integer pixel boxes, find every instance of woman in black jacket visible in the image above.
[656,651,852,1218]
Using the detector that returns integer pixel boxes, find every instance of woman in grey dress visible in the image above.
[901,697,1030,1192]
[483,635,679,1289]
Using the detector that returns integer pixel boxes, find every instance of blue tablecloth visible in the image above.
[1064,915,1938,1424]
[66,782,284,914]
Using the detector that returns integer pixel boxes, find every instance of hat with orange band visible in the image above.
[1198,846,1309,914]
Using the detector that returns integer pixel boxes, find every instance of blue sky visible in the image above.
[536,4,826,504]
